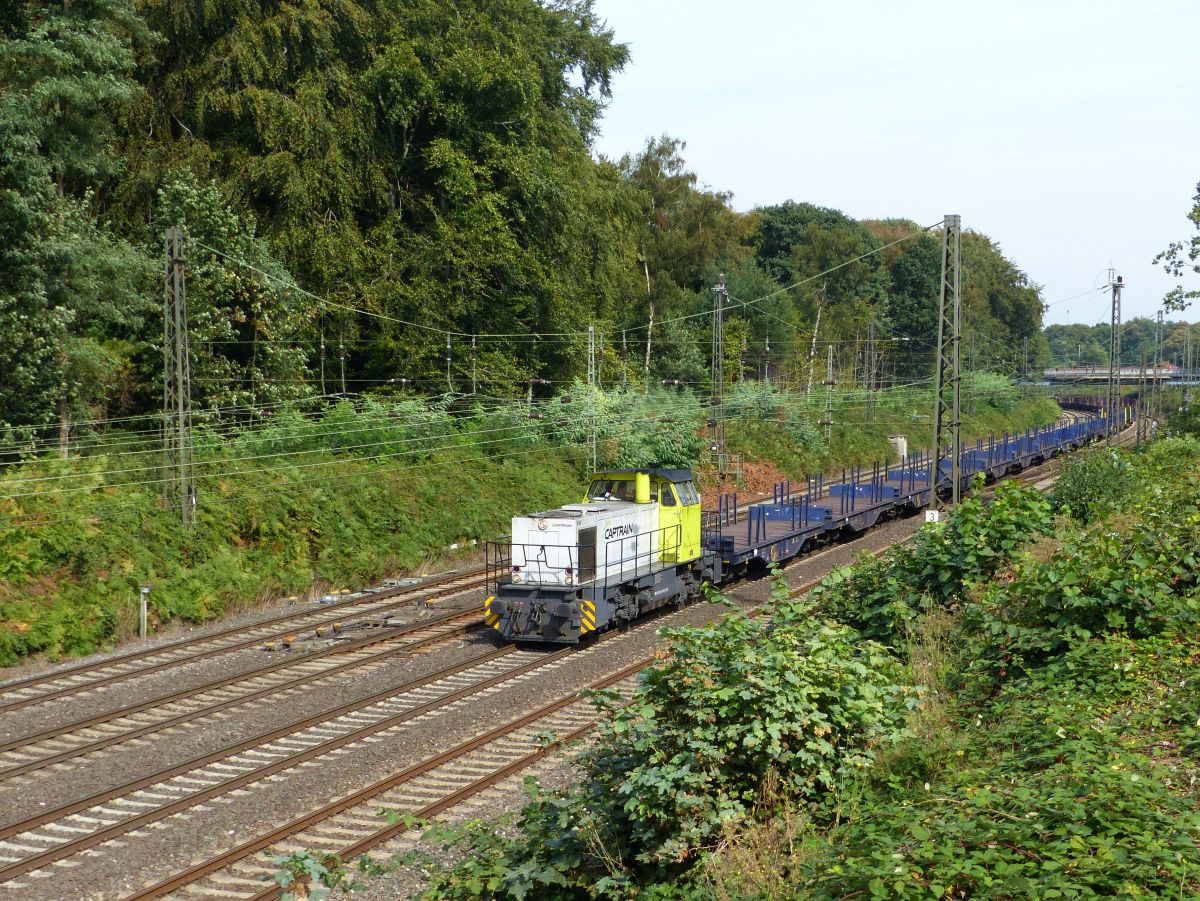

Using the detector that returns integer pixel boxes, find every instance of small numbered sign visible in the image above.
[925,510,941,523]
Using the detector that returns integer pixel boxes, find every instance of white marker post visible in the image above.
[139,585,150,639]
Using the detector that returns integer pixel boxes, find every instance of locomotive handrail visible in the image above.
[497,539,579,586]
[601,523,682,595]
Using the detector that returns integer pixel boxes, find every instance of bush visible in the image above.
[419,573,915,899]
[1051,447,1134,521]
[966,485,1200,668]
[811,479,1053,645]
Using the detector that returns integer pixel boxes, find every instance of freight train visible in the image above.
[483,413,1114,644]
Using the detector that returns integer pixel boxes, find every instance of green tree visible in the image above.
[1044,323,1110,367]
[759,203,888,379]
[155,171,316,414]
[618,135,751,382]
[881,233,940,377]
[127,0,637,392]
[0,0,157,443]
[1155,181,1200,311]
[959,231,1043,375]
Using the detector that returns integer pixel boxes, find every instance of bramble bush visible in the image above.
[701,445,1200,900]
[967,446,1200,671]
[1051,447,1134,521]
[417,571,915,899]
[828,636,1200,899]
[811,479,1053,644]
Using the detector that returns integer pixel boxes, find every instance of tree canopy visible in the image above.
[0,0,1054,441]
[1156,181,1200,312]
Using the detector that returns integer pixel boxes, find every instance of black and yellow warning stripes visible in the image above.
[484,595,501,630]
[580,599,597,634]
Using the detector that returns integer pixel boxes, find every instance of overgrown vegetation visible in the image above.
[0,381,1056,665]
[0,434,585,666]
[723,375,1060,480]
[1,0,1053,450]
[390,436,1200,899]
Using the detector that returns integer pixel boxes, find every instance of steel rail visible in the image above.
[0,645,577,881]
[0,569,486,714]
[0,608,484,780]
[140,547,918,899]
[131,539,924,898]
[126,659,646,900]
[0,643,520,842]
[0,568,484,696]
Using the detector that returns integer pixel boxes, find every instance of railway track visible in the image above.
[127,659,647,900]
[0,569,486,715]
[0,644,559,884]
[120,560,896,900]
[0,553,801,898]
[0,595,716,894]
[0,607,484,782]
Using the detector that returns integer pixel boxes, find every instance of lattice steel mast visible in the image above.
[587,324,597,474]
[709,274,728,473]
[1106,271,1123,442]
[163,226,195,526]
[931,214,962,511]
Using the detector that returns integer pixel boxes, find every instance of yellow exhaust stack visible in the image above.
[635,471,651,504]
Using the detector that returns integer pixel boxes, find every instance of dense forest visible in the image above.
[1,0,1050,451]
[1044,318,1198,368]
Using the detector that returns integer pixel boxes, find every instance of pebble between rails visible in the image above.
[0,580,481,741]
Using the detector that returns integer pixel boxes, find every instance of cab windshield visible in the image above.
[586,479,658,502]
[587,479,634,501]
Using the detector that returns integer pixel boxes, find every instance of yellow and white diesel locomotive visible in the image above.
[483,467,714,643]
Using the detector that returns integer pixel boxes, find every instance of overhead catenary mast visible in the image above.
[931,214,962,512]
[163,226,195,527]
[710,274,728,474]
[1106,271,1123,443]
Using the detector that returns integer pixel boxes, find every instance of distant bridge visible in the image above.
[1043,367,1198,384]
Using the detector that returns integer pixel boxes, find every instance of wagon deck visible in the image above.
[705,416,1105,571]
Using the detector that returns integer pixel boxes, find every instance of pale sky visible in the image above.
[590,0,1200,327]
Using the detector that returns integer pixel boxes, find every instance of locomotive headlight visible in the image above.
[564,574,574,585]
[512,571,523,583]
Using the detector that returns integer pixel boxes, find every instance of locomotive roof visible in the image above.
[593,467,695,484]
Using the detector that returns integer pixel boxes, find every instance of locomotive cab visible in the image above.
[585,468,702,563]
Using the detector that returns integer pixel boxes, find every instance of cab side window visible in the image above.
[677,481,700,505]
[660,484,677,506]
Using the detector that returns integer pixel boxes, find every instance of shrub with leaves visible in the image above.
[798,749,1200,899]
[583,603,914,871]
[811,479,1054,644]
[1051,447,1134,522]
[262,850,360,900]
[419,573,914,899]
[797,628,1200,900]
[967,475,1200,668]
